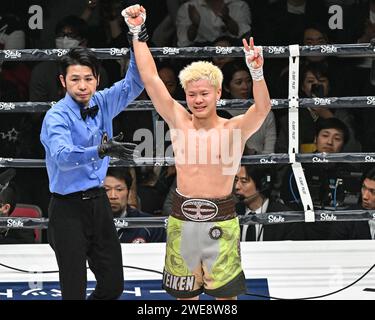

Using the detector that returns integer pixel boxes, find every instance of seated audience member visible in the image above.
[211,36,238,70]
[176,0,251,47]
[29,15,109,102]
[0,13,31,101]
[234,165,302,241]
[276,62,360,153]
[0,169,35,244]
[151,0,188,47]
[280,117,351,210]
[331,167,375,240]
[135,165,175,216]
[263,0,327,46]
[105,168,166,243]
[222,60,276,154]
[279,118,359,240]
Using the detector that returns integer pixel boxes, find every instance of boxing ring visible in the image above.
[1,43,375,300]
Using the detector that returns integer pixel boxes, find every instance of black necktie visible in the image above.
[80,105,99,120]
[246,212,257,241]
[246,224,256,241]
[239,211,257,241]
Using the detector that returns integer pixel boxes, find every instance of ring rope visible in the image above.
[0,42,374,61]
[2,152,375,168]
[1,96,375,113]
[2,209,375,230]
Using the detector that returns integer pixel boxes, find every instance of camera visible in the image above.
[311,83,325,98]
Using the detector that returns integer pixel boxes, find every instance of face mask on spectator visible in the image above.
[55,36,81,49]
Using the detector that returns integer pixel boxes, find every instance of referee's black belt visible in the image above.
[52,187,105,200]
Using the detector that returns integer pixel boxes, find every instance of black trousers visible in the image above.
[48,188,123,300]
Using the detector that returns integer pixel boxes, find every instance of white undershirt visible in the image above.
[116,209,127,233]
[369,220,375,240]
[241,198,269,242]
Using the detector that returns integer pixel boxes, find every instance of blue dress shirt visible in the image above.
[40,52,144,194]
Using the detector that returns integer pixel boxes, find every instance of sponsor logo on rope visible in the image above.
[215,46,233,54]
[114,218,128,228]
[366,97,375,105]
[7,219,24,228]
[320,213,337,221]
[313,98,332,105]
[3,50,21,59]
[320,45,337,53]
[162,47,180,55]
[270,99,279,106]
[110,48,128,56]
[268,215,285,223]
[268,46,285,54]
[50,49,69,57]
[365,156,375,163]
[0,103,15,110]
[181,199,218,221]
[216,99,226,106]
[312,156,329,163]
[260,158,276,164]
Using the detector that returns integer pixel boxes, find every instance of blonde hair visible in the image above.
[178,61,223,90]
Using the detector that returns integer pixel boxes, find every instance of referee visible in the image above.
[40,47,144,300]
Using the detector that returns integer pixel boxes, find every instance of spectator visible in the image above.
[176,0,251,47]
[278,117,359,240]
[330,166,375,240]
[105,167,166,243]
[211,36,238,70]
[276,62,361,153]
[279,117,351,209]
[0,13,30,101]
[346,0,375,151]
[275,23,349,99]
[0,33,48,223]
[263,0,327,46]
[32,0,102,49]
[151,0,188,47]
[234,164,303,241]
[0,169,35,244]
[29,15,109,102]
[222,60,277,154]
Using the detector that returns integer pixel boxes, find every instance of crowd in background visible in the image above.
[0,0,375,243]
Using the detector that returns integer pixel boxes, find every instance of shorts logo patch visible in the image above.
[181,199,218,221]
[209,226,223,240]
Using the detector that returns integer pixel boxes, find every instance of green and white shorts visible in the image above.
[162,215,246,298]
